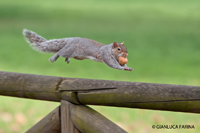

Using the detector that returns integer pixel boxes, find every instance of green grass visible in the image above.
[0,0,200,132]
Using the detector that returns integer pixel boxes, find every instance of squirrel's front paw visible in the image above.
[124,67,133,71]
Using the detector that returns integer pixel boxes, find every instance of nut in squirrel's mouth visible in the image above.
[118,56,128,66]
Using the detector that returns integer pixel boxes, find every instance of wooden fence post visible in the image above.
[61,100,81,133]
[26,100,126,133]
[1,71,200,132]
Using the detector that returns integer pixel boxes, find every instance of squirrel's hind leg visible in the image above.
[65,58,70,64]
[49,53,60,63]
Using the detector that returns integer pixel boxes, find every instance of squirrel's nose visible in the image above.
[124,53,128,57]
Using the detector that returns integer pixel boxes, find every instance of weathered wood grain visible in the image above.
[70,103,127,133]
[0,71,80,104]
[76,82,200,113]
[26,106,61,133]
[1,71,200,113]
[61,100,81,133]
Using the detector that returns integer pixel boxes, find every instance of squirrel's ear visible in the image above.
[121,41,124,45]
[112,42,118,48]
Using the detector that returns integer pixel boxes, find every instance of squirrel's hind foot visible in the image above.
[49,53,59,63]
[65,58,70,64]
[49,57,56,63]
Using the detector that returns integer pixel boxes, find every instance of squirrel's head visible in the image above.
[111,42,128,60]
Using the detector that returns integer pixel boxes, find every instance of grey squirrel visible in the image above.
[23,29,133,71]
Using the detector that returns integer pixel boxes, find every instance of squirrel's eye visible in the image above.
[117,48,121,51]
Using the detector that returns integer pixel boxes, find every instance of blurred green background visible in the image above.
[0,0,200,132]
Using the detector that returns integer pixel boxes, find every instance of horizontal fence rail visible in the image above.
[0,71,200,113]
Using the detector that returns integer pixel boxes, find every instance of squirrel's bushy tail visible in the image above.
[23,29,65,53]
[23,29,47,52]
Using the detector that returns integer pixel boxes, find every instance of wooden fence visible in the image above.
[0,71,200,132]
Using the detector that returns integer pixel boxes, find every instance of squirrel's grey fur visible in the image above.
[23,29,133,71]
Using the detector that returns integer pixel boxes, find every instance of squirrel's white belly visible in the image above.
[73,56,101,62]
[86,56,97,61]
[86,56,102,62]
